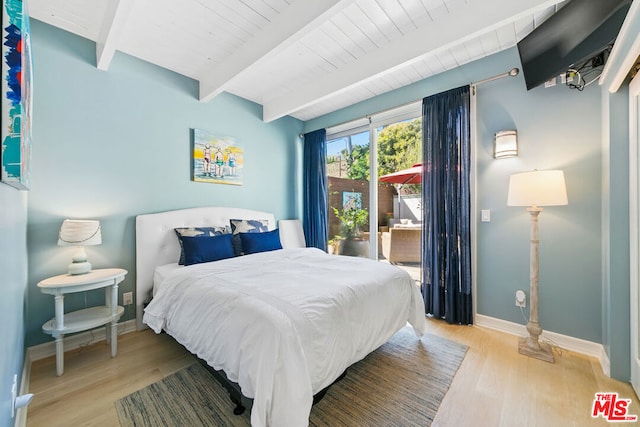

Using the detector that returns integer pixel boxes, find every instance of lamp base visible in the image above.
[518,337,554,363]
[68,261,92,275]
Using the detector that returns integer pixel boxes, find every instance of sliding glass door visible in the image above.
[326,103,422,272]
[326,130,372,258]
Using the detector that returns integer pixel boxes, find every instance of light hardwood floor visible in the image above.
[27,319,639,427]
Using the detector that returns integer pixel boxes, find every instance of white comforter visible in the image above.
[143,247,426,427]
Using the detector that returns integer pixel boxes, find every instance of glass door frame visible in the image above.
[327,101,422,260]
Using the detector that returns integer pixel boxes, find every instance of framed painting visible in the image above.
[342,191,362,211]
[192,128,243,186]
[1,0,32,190]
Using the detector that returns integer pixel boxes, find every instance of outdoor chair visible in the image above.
[381,227,421,263]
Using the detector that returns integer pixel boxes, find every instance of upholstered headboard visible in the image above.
[135,206,276,330]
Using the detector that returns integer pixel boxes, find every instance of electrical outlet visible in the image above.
[544,77,556,88]
[566,71,575,82]
[515,290,526,308]
[123,292,133,306]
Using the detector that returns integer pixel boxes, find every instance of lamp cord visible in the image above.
[78,291,128,350]
[79,292,96,351]
[519,306,563,356]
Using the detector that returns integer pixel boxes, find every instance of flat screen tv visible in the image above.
[517,0,632,90]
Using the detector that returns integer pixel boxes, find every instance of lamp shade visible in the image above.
[507,170,568,207]
[58,220,102,246]
[494,130,518,159]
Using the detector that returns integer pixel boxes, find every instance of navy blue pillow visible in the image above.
[179,233,235,266]
[229,218,269,256]
[174,226,230,265]
[239,229,282,255]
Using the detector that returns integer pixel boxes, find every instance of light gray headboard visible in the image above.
[135,206,276,330]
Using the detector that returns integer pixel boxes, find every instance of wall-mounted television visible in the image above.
[517,0,632,90]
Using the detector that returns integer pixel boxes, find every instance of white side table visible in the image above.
[37,268,127,376]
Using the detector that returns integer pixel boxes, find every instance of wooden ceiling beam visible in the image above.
[96,0,135,71]
[262,0,563,122]
[198,0,355,103]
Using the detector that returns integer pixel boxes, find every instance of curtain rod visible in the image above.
[472,67,519,86]
[300,67,520,137]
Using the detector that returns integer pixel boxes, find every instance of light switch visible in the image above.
[481,209,491,222]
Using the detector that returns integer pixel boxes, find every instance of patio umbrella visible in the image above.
[379,163,423,185]
[380,163,423,220]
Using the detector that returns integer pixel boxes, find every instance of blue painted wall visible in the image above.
[602,86,631,380]
[25,20,303,347]
[0,186,28,427]
[306,47,623,370]
[475,67,602,342]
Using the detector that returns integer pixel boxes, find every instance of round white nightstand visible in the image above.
[37,268,127,376]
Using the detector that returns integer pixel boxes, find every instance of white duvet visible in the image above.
[143,247,426,427]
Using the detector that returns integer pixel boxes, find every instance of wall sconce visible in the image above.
[494,130,518,159]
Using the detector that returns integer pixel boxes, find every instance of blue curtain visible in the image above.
[421,85,473,325]
[302,129,328,251]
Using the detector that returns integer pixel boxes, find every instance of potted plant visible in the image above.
[332,206,369,257]
[327,237,340,255]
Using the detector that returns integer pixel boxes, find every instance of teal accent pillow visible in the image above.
[179,233,235,266]
[174,226,231,265]
[240,229,282,254]
[229,219,269,255]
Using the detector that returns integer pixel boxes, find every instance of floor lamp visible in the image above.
[507,170,568,363]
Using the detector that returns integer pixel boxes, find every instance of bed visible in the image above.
[136,206,426,427]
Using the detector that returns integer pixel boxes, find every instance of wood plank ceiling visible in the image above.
[28,0,566,122]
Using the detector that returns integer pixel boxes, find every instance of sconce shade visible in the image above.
[494,130,518,159]
[58,220,102,246]
[507,170,568,207]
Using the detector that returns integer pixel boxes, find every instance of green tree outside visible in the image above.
[340,119,422,190]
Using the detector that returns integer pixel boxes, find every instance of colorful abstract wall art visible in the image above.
[1,0,32,190]
[342,191,362,211]
[192,128,243,186]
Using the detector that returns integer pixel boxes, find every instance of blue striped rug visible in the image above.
[116,327,467,426]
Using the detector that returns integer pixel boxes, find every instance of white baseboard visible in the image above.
[13,352,32,427]
[26,319,137,362]
[17,320,137,426]
[475,314,611,377]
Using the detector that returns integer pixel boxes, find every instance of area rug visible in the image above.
[116,327,467,426]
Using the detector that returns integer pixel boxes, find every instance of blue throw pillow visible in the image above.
[179,233,235,266]
[240,228,282,255]
[229,219,269,255]
[174,226,230,265]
